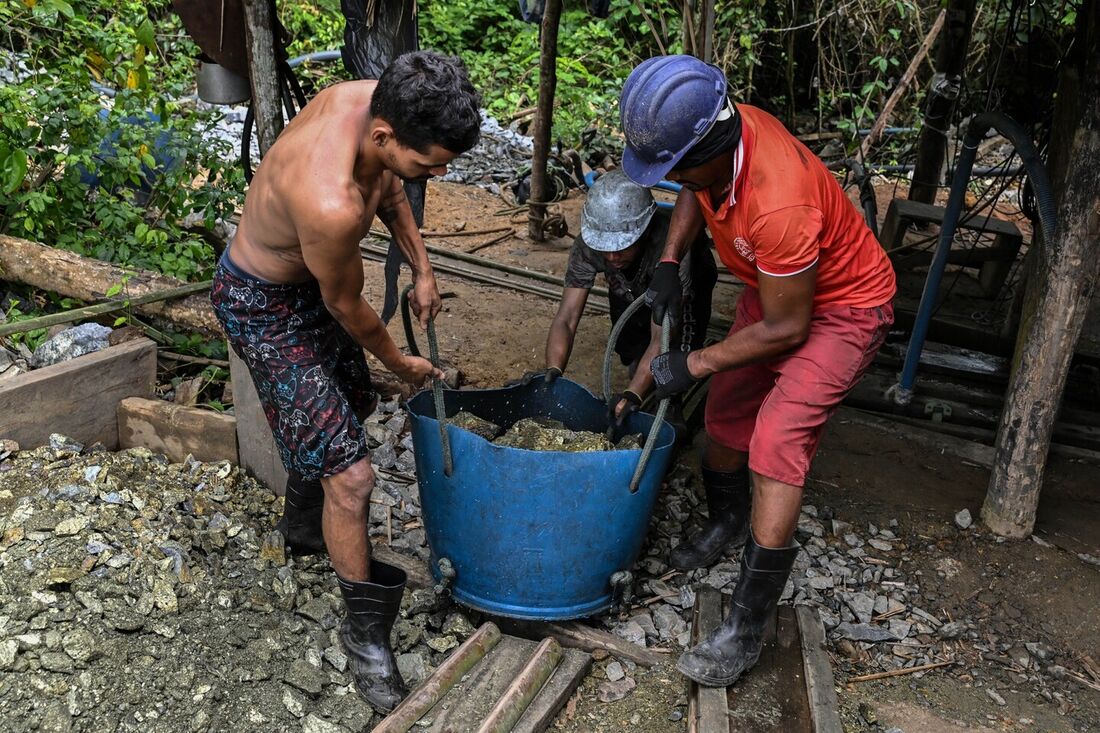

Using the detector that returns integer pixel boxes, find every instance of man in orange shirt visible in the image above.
[620,55,896,687]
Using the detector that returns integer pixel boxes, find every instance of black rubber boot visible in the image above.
[677,534,799,687]
[669,466,751,570]
[338,561,409,713]
[276,469,326,555]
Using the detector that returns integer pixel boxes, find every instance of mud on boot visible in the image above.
[337,561,408,713]
[669,465,751,570]
[277,469,327,555]
[676,534,798,687]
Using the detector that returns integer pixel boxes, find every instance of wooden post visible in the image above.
[908,0,977,204]
[526,0,563,242]
[982,5,1100,537]
[242,0,283,155]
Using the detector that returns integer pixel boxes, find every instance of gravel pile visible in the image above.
[0,403,470,733]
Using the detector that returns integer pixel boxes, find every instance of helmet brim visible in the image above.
[580,205,656,252]
[622,144,684,188]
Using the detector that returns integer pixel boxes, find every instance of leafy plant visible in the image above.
[0,0,244,282]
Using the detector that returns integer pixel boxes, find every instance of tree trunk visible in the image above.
[908,0,977,204]
[527,0,563,242]
[0,234,221,335]
[242,0,283,155]
[982,5,1100,537]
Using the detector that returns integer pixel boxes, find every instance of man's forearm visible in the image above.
[545,320,575,371]
[331,297,405,370]
[661,189,705,261]
[689,321,807,378]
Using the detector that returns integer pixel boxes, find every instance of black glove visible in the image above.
[608,389,643,429]
[644,260,682,327]
[505,366,562,388]
[650,350,698,399]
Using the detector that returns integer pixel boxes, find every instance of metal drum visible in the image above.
[405,376,675,620]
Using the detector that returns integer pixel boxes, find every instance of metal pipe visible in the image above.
[891,112,1057,405]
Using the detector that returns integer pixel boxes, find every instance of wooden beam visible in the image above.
[0,338,156,450]
[796,607,844,733]
[526,0,563,241]
[242,0,283,155]
[117,397,238,464]
[983,4,1100,537]
[689,587,729,733]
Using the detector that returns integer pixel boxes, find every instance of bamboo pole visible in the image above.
[526,0,563,241]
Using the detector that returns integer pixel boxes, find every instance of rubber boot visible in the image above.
[677,534,799,687]
[669,466,751,570]
[338,561,409,713]
[276,469,326,555]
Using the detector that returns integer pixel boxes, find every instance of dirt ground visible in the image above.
[362,181,1100,732]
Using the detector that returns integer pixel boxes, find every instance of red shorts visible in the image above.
[705,288,893,487]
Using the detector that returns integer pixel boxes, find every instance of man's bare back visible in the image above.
[230,81,392,284]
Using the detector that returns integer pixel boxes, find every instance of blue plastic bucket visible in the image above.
[405,375,675,620]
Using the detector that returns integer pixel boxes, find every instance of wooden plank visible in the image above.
[690,586,729,733]
[725,605,812,733]
[511,649,592,733]
[423,636,537,732]
[0,338,156,450]
[796,607,844,733]
[228,349,288,494]
[117,396,238,464]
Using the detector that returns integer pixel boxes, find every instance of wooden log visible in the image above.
[117,397,238,464]
[859,10,945,161]
[526,0,563,241]
[241,0,283,155]
[497,618,669,669]
[372,622,503,733]
[0,338,156,450]
[983,5,1100,538]
[477,638,563,733]
[0,234,220,335]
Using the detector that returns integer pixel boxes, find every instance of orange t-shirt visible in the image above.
[694,105,896,310]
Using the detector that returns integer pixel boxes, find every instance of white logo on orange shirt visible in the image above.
[734,237,755,262]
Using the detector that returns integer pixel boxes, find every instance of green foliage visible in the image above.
[0,0,243,282]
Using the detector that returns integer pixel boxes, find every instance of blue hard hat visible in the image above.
[619,55,727,187]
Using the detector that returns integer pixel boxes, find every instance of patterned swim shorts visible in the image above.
[210,249,376,480]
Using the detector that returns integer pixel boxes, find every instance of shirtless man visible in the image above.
[210,51,482,712]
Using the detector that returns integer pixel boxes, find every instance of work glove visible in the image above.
[505,366,562,388]
[607,390,643,429]
[644,260,682,327]
[650,350,698,400]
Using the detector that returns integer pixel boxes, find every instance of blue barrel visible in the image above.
[405,375,676,620]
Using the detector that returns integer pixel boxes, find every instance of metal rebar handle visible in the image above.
[602,294,671,493]
[401,285,453,476]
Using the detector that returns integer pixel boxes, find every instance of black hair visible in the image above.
[370,51,482,155]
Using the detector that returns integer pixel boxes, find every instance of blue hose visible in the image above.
[892,112,1057,404]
